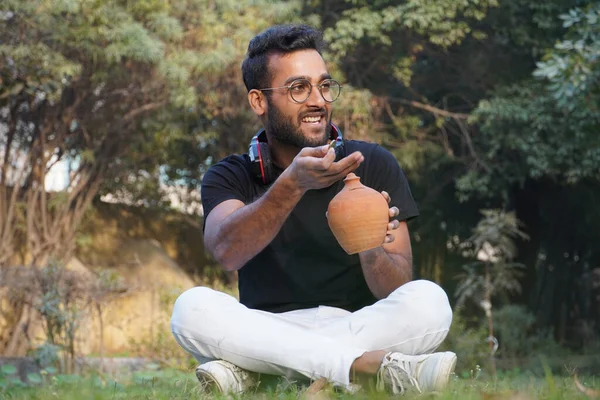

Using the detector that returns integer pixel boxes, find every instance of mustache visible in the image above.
[300,108,327,119]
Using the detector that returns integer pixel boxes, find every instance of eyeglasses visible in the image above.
[259,78,342,103]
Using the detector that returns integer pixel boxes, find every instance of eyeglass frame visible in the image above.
[258,78,342,104]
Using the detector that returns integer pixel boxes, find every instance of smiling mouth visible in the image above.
[301,115,323,124]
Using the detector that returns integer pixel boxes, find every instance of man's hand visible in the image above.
[286,144,364,191]
[382,191,401,244]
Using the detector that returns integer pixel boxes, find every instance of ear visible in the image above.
[248,89,267,117]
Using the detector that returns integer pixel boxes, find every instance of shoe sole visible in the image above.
[432,352,457,391]
[196,368,225,394]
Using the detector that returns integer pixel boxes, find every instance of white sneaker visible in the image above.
[377,351,457,395]
[195,360,258,394]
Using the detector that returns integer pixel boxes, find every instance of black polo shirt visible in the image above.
[201,140,419,313]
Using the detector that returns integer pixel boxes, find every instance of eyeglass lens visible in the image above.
[290,79,341,103]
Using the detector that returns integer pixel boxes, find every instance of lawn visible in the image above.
[1,365,598,400]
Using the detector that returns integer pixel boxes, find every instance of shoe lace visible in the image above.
[376,354,422,395]
[230,364,251,387]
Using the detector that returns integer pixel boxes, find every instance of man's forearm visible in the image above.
[359,247,413,299]
[208,172,305,271]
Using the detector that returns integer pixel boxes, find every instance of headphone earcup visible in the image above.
[258,142,275,185]
[249,130,275,185]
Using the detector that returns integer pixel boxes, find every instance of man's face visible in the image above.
[263,49,333,148]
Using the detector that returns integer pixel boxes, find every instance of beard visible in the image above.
[265,98,332,148]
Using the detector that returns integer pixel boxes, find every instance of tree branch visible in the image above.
[123,101,166,122]
[456,118,491,173]
[388,97,470,119]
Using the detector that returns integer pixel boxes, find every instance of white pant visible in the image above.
[170,279,452,387]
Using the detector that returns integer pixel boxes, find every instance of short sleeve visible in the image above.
[200,155,252,230]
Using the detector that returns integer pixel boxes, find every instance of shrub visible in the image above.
[439,308,490,377]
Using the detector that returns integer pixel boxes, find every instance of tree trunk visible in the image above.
[516,180,600,345]
[4,301,31,356]
[513,180,543,307]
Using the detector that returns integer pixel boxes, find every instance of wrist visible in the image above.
[358,246,384,262]
[278,166,307,198]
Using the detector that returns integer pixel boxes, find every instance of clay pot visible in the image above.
[327,173,389,254]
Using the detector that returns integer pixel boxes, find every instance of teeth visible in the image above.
[302,116,321,123]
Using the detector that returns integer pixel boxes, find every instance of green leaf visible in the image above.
[27,372,43,384]
[43,366,58,375]
[0,364,18,375]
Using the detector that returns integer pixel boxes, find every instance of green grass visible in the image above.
[0,367,598,399]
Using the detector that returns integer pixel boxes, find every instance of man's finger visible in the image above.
[323,152,363,177]
[334,151,364,168]
[298,145,331,158]
[389,206,399,218]
[388,220,400,231]
[381,191,391,204]
[298,149,336,170]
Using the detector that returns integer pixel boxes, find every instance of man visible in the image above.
[171,24,456,395]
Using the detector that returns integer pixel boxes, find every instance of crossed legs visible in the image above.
[170,280,452,388]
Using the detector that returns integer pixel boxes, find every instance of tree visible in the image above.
[0,0,300,267]
[458,3,600,339]
[455,209,529,375]
[534,4,600,112]
[0,0,300,355]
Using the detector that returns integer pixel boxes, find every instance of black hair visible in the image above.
[241,24,324,92]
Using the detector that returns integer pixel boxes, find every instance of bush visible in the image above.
[493,305,574,374]
[441,305,579,378]
[493,304,537,359]
[438,308,490,377]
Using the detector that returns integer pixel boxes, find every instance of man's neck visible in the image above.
[266,135,301,169]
